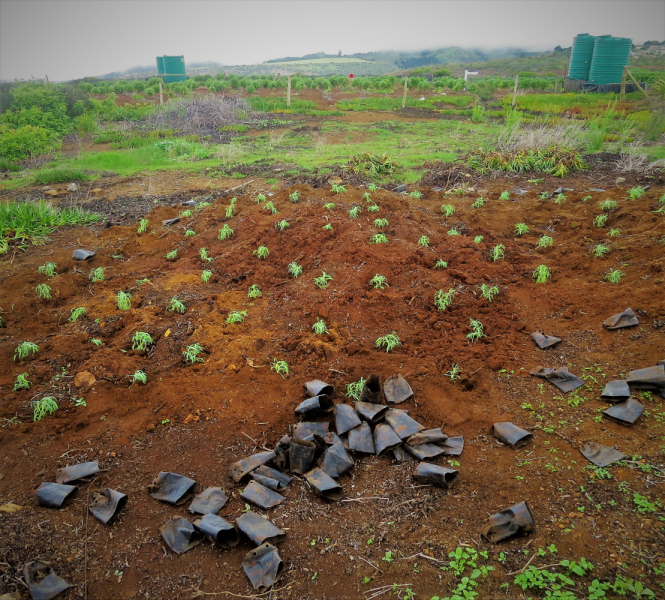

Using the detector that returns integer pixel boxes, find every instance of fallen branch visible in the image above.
[399,552,446,564]
[191,582,293,598]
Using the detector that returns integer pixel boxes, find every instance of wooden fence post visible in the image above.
[402,77,408,109]
[620,67,627,101]
[512,75,519,108]
[159,82,163,106]
[625,68,648,98]
[287,75,291,107]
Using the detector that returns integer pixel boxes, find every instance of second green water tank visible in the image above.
[568,33,597,80]
[588,37,632,85]
[159,55,187,83]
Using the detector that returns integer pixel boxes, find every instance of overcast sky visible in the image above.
[1,0,663,81]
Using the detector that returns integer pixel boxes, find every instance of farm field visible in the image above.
[1,79,665,600]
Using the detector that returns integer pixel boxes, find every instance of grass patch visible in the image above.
[33,168,91,185]
[336,95,473,111]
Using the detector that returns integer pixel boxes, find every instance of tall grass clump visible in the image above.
[34,168,91,185]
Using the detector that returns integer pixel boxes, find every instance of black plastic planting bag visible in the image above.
[529,366,584,393]
[24,561,69,600]
[383,373,414,404]
[55,461,99,484]
[305,468,343,501]
[386,409,425,440]
[236,511,286,546]
[241,481,286,509]
[580,442,625,467]
[35,482,77,508]
[600,380,630,402]
[407,428,448,446]
[413,463,458,489]
[242,543,284,591]
[304,380,334,397]
[603,397,644,426]
[492,423,533,449]
[319,442,354,478]
[294,394,334,417]
[531,331,562,349]
[481,501,535,543]
[347,422,375,454]
[603,308,638,330]
[359,374,383,404]
[194,513,239,548]
[335,403,362,435]
[355,401,389,423]
[89,488,127,524]
[374,424,403,456]
[230,451,275,482]
[160,517,204,554]
[148,472,197,505]
[189,487,228,515]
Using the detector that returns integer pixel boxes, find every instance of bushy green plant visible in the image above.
[167,296,186,313]
[369,233,388,244]
[554,193,566,204]
[367,204,380,213]
[467,318,485,342]
[32,397,58,422]
[247,284,262,299]
[374,218,389,228]
[605,269,624,284]
[514,223,529,236]
[313,271,333,289]
[289,190,300,202]
[14,341,39,360]
[345,377,366,401]
[265,201,279,215]
[410,190,423,199]
[418,235,430,247]
[132,331,154,351]
[471,197,486,209]
[14,372,31,391]
[434,289,455,311]
[275,219,290,231]
[474,235,484,244]
[434,259,447,269]
[68,307,87,322]
[312,319,328,335]
[536,235,553,249]
[166,249,178,260]
[370,274,389,289]
[270,359,289,378]
[592,243,610,258]
[227,310,248,324]
[287,261,302,277]
[37,262,57,277]
[375,332,401,353]
[599,199,617,212]
[348,206,361,218]
[607,228,621,237]
[129,370,147,385]
[533,264,551,283]
[199,247,213,262]
[137,219,149,234]
[201,269,212,283]
[490,244,505,261]
[116,291,131,310]
[627,186,645,200]
[479,284,499,302]
[253,245,269,260]
[219,224,234,240]
[447,228,460,236]
[331,183,346,194]
[441,204,455,217]
[183,342,205,364]
[36,283,52,299]
[499,191,510,200]
[184,229,196,237]
[255,193,267,203]
[89,267,104,282]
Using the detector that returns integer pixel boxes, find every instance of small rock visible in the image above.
[164,329,171,338]
[615,177,626,185]
[184,414,195,424]
[44,190,59,196]
[67,183,78,192]
[74,371,96,390]
[91,188,104,196]
[0,503,23,514]
[146,423,156,432]
[227,364,237,372]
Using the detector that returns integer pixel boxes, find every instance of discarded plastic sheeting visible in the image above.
[323,432,343,446]
[236,511,286,546]
[304,380,334,397]
[35,482,76,508]
[242,543,284,592]
[603,308,638,330]
[148,472,197,505]
[481,501,535,543]
[230,452,275,482]
[393,446,413,463]
[531,331,562,349]
[404,442,445,460]
[289,438,317,474]
[293,422,329,441]
[273,435,290,470]
[335,404,362,435]
[513,186,528,195]
[441,436,464,456]
[580,442,625,468]
[72,249,95,261]
[626,365,665,390]
[413,463,458,489]
[24,561,69,600]
[603,397,644,426]
[241,481,286,509]
[393,184,407,193]
[160,517,204,554]
[374,423,402,455]
[162,217,180,226]
[383,373,414,404]
[89,488,127,525]
[386,409,425,440]
[359,374,383,404]
[294,394,334,418]
[55,461,99,484]
[407,428,448,446]
[319,442,354,478]
[194,513,239,548]
[254,466,292,489]
[189,487,228,515]
[492,423,533,449]
[305,468,343,501]
[251,474,283,491]
[347,422,375,454]
[529,366,585,393]
[601,380,631,402]
[355,402,389,423]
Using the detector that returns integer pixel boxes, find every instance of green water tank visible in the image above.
[158,55,187,83]
[568,33,598,80]
[588,37,632,85]
[156,56,164,76]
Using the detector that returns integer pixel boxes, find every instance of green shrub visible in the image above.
[0,124,60,161]
[34,168,90,185]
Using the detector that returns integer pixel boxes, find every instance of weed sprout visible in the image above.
[167,296,186,313]
[370,274,389,289]
[37,262,57,277]
[367,204,380,213]
[322,223,333,231]
[593,214,608,227]
[499,191,510,200]
[324,202,335,212]
[467,319,485,342]
[345,377,366,401]
[533,265,551,283]
[441,204,455,217]
[331,183,346,194]
[605,269,625,284]
[374,218,389,228]
[349,206,361,219]
[32,397,58,421]
[312,319,328,335]
[514,223,530,236]
[375,332,402,353]
[13,373,31,391]
[247,284,262,299]
[183,343,205,364]
[116,291,132,310]
[599,199,618,212]
[447,228,460,236]
[608,228,621,237]
[270,359,289,378]
[313,271,333,289]
[289,191,300,203]
[592,243,610,258]
[201,270,212,283]
[490,244,505,261]
[136,278,150,285]
[418,235,430,247]
[68,307,87,322]
[536,235,553,249]
[445,364,461,382]
[129,370,147,385]
[253,245,269,260]
[474,235,484,244]
[184,229,196,237]
[36,284,52,299]
[226,310,248,324]
[471,197,485,209]
[287,261,303,278]
[410,191,423,199]
[434,260,448,269]
[89,267,105,282]
[219,224,234,240]
[434,289,455,311]
[166,249,178,260]
[14,342,39,360]
[137,219,149,234]
[369,233,389,244]
[89,339,102,346]
[132,331,154,351]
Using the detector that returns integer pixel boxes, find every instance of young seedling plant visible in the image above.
[627,186,645,200]
[247,284,262,299]
[201,270,212,283]
[348,206,361,218]
[313,271,333,289]
[370,274,389,289]
[265,201,279,215]
[331,183,346,194]
[554,193,566,204]
[441,204,455,217]
[410,190,423,198]
[514,223,530,236]
[592,243,610,258]
[467,319,485,342]
[479,284,499,302]
[368,183,378,192]
[137,219,149,233]
[490,244,505,261]
[116,291,131,310]
[369,233,388,244]
[605,269,625,284]
[275,220,290,231]
[132,331,154,351]
[471,197,485,208]
[434,289,455,311]
[533,264,551,283]
[89,267,105,282]
[166,249,178,260]
[37,262,57,277]
[255,193,267,203]
[375,332,401,353]
[253,245,269,260]
[474,235,484,244]
[184,229,196,237]
[367,204,380,213]
[499,191,510,200]
[418,235,430,247]
[289,191,300,202]
[445,364,461,382]
[15,342,39,360]
[323,202,335,212]
[183,343,205,364]
[199,248,213,262]
[362,192,371,202]
[287,261,302,278]
[593,214,608,227]
[312,319,328,335]
[36,284,52,300]
[345,377,366,401]
[69,307,87,322]
[374,218,389,228]
[219,224,234,240]
[434,259,448,269]
[271,359,289,378]
[536,235,553,249]
[167,296,186,313]
[129,370,147,385]
[225,206,234,218]
[227,310,248,324]
[322,223,333,231]
[32,397,58,421]
[599,199,618,212]
[448,228,460,236]
[608,228,621,237]
[14,373,31,391]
